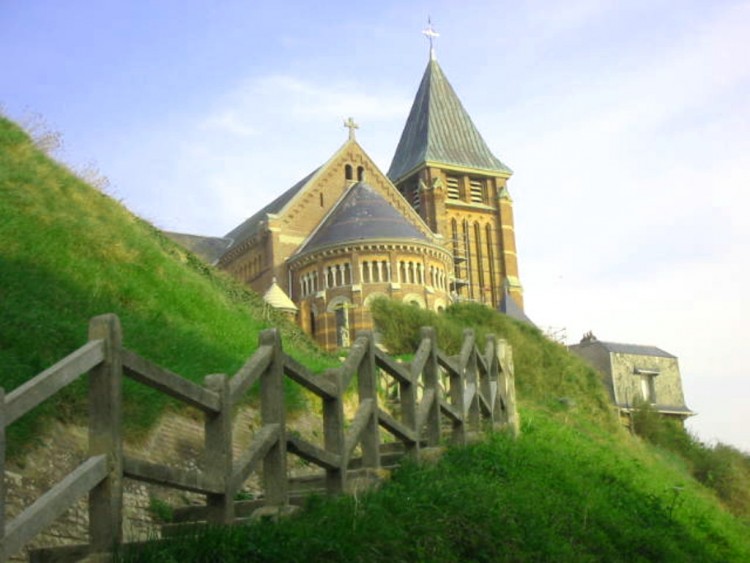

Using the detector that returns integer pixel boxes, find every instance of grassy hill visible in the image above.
[122,414,750,562]
[0,116,335,455]
[123,301,750,561]
[2,115,749,560]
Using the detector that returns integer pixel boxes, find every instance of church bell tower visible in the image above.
[387,23,523,309]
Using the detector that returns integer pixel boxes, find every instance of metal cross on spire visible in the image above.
[422,17,439,61]
[344,117,359,140]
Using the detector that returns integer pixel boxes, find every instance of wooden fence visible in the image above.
[0,314,518,562]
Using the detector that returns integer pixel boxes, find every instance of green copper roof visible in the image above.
[388,59,512,182]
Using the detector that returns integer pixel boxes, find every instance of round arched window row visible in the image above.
[324,263,353,288]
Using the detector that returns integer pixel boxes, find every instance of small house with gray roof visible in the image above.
[168,45,525,350]
[570,333,694,424]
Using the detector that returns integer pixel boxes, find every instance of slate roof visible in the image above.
[296,181,428,255]
[598,342,676,359]
[163,231,233,265]
[388,59,512,183]
[222,167,320,250]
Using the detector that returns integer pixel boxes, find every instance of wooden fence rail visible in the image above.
[0,314,518,562]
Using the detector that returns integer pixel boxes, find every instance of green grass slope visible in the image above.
[123,414,750,562]
[123,302,750,561]
[0,116,335,455]
[370,297,618,429]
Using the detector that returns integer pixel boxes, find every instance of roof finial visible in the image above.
[343,116,359,140]
[422,17,439,61]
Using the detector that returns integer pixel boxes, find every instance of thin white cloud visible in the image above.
[199,74,410,138]
[141,73,412,235]
[201,111,259,137]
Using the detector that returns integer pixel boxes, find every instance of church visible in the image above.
[168,42,525,351]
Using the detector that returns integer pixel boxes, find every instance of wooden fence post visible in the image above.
[420,327,440,447]
[357,332,380,470]
[259,329,287,506]
[204,374,234,524]
[498,339,520,438]
[464,330,480,432]
[484,335,502,425]
[400,350,418,458]
[449,332,468,445]
[87,314,124,555]
[1,387,6,563]
[323,369,345,494]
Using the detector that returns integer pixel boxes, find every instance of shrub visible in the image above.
[632,401,750,520]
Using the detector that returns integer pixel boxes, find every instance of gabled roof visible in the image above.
[388,59,512,183]
[222,167,320,251]
[296,181,428,255]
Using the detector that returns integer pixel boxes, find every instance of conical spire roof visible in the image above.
[298,182,428,255]
[263,278,298,313]
[388,59,511,183]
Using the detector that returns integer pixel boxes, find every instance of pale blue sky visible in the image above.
[2,1,749,452]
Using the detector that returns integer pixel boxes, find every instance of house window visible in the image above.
[345,164,353,181]
[357,166,364,181]
[635,368,659,403]
[641,376,656,403]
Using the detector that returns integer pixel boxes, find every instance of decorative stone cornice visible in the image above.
[287,239,452,270]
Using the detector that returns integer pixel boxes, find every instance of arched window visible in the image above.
[326,267,334,288]
[475,222,484,302]
[463,219,473,299]
[403,293,426,308]
[451,219,461,282]
[357,166,364,181]
[486,224,496,305]
[328,298,352,348]
[345,164,353,181]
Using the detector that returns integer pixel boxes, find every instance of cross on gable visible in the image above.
[344,117,359,140]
